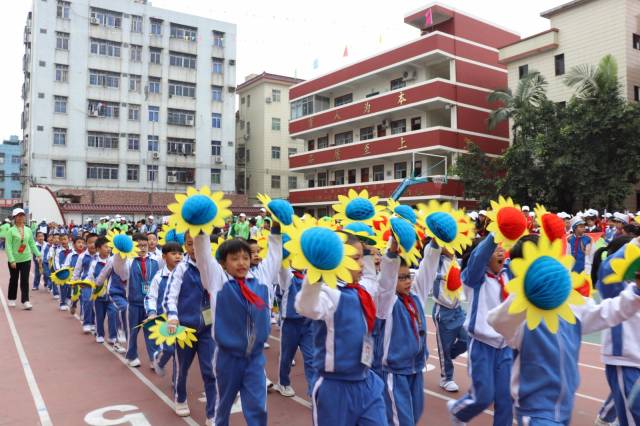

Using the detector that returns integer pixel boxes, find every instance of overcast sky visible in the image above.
[1,0,570,139]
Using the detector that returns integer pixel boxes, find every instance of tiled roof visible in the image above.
[61,203,263,216]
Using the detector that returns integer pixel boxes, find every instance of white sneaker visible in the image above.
[276,384,295,397]
[96,336,105,344]
[152,352,166,377]
[8,300,16,307]
[271,317,277,324]
[205,419,213,426]
[22,301,33,310]
[175,401,190,417]
[112,343,126,354]
[117,330,127,344]
[59,305,69,311]
[82,325,92,334]
[266,377,274,390]
[447,400,466,426]
[440,379,459,392]
[594,417,619,426]
[53,294,60,300]
[32,287,39,291]
[127,358,141,368]
[292,359,296,366]
[264,342,270,349]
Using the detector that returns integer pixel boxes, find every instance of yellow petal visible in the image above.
[323,272,337,288]
[307,268,321,284]
[526,310,543,330]
[543,311,559,333]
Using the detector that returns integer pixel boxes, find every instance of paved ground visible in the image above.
[0,252,610,425]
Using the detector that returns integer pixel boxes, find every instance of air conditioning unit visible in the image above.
[152,152,160,159]
[90,16,100,25]
[214,155,223,163]
[402,70,417,81]
[89,110,98,117]
[186,117,194,126]
[167,175,178,183]
[265,97,272,104]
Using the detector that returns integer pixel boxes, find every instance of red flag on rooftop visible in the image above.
[425,8,433,27]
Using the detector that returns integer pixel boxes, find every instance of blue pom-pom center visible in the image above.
[58,269,70,279]
[426,212,458,243]
[282,233,291,259]
[268,199,294,226]
[113,234,133,253]
[300,227,343,270]
[395,205,417,224]
[344,222,374,236]
[391,218,416,252]
[524,256,572,310]
[181,195,218,225]
[345,198,375,221]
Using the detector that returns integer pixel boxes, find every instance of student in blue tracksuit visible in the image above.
[488,236,640,426]
[596,239,640,426]
[145,241,182,377]
[376,238,428,426]
[276,267,315,397]
[421,240,468,392]
[47,233,60,297]
[42,233,54,292]
[448,233,513,426]
[61,236,85,312]
[72,233,98,333]
[194,223,282,426]
[32,232,46,290]
[88,237,118,346]
[295,234,386,426]
[566,216,593,274]
[164,233,217,421]
[97,244,129,354]
[54,233,73,309]
[112,233,159,367]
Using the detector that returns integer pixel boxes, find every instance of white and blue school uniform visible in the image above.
[489,279,640,425]
[566,234,592,274]
[450,233,513,426]
[42,242,53,291]
[33,241,44,289]
[277,268,315,395]
[194,231,282,426]
[376,253,428,426]
[73,250,98,327]
[164,256,216,421]
[597,243,640,426]
[58,247,78,307]
[88,256,118,341]
[295,268,386,426]
[46,243,60,296]
[422,242,468,383]
[112,253,159,362]
[145,265,174,371]
[102,257,128,340]
[148,247,164,271]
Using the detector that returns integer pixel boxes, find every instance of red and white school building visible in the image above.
[287,4,519,216]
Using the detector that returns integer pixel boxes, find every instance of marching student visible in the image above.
[32,231,46,291]
[46,232,61,299]
[54,233,75,311]
[147,232,164,270]
[96,242,129,354]
[62,236,86,317]
[72,233,98,333]
[112,233,159,367]
[295,234,386,426]
[275,266,315,397]
[193,222,283,426]
[376,238,428,425]
[164,233,216,421]
[87,237,119,347]
[145,241,182,377]
[421,240,468,392]
[41,233,54,292]
[567,216,593,274]
[448,233,513,426]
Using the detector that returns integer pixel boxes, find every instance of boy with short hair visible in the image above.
[88,237,118,346]
[62,236,86,316]
[147,232,164,271]
[46,233,60,298]
[73,233,98,333]
[145,241,182,377]
[54,233,73,310]
[33,232,46,290]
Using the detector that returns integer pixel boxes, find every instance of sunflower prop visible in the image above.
[254,232,292,268]
[389,217,422,266]
[285,216,360,287]
[506,237,585,333]
[534,204,565,242]
[70,285,81,302]
[256,194,294,228]
[486,196,529,250]
[417,200,472,254]
[158,225,185,246]
[575,273,593,298]
[443,261,463,301]
[257,234,268,259]
[91,281,108,301]
[603,242,640,284]
[340,222,379,246]
[210,235,225,260]
[386,199,417,224]
[168,186,232,236]
[332,189,385,225]
[107,230,138,260]
[50,266,75,286]
[70,279,96,289]
[135,313,168,329]
[148,320,198,349]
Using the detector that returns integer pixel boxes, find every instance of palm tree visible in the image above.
[564,54,620,99]
[487,71,548,142]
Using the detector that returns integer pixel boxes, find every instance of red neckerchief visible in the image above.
[398,293,420,341]
[346,282,376,333]
[292,271,305,280]
[138,257,146,280]
[486,271,508,301]
[236,277,266,309]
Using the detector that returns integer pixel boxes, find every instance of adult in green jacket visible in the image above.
[5,208,41,309]
[228,213,250,240]
[0,219,11,249]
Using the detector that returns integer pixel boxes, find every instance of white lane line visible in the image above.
[423,389,495,417]
[0,289,53,426]
[266,334,314,410]
[102,345,199,426]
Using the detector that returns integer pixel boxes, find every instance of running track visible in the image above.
[0,253,609,425]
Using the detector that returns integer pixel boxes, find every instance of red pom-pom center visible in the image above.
[496,207,527,240]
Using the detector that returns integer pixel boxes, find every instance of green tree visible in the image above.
[451,140,501,207]
[564,54,619,99]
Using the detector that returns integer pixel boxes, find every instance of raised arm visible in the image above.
[94,260,113,287]
[414,241,440,306]
[193,233,226,294]
[487,295,526,349]
[359,252,378,297]
[278,267,293,292]
[295,278,340,321]
[253,232,283,288]
[377,253,400,319]
[461,233,496,289]
[112,255,130,282]
[576,284,640,335]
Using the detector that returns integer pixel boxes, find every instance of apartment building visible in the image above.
[235,72,305,205]
[21,0,237,210]
[287,3,519,215]
[0,136,24,203]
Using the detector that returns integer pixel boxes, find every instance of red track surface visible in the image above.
[0,252,608,425]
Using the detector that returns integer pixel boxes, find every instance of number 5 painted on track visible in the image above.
[84,405,151,426]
